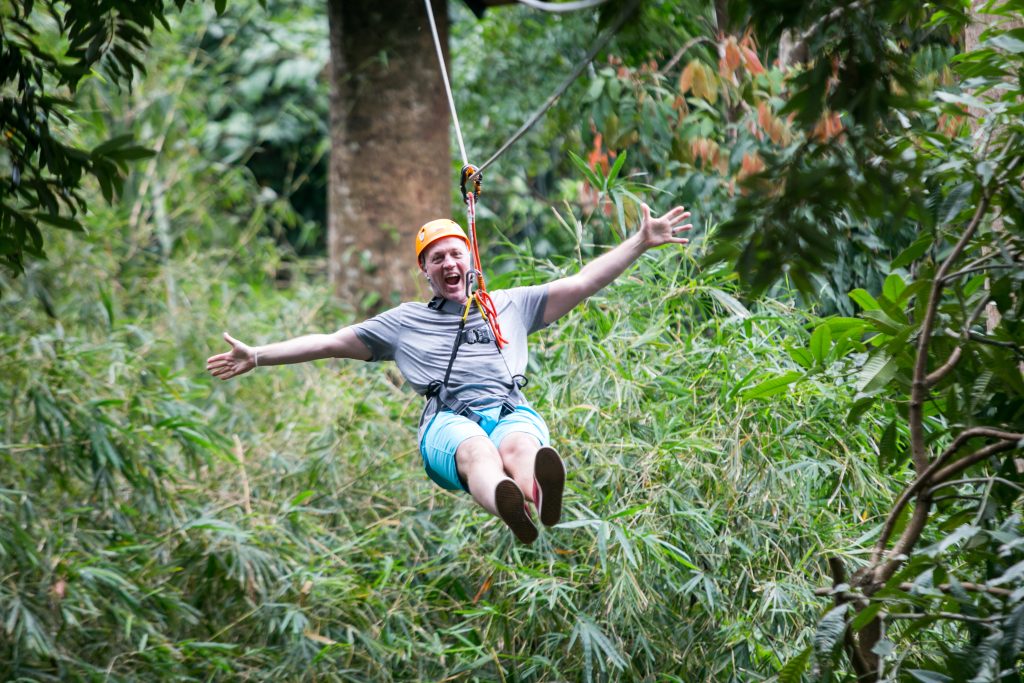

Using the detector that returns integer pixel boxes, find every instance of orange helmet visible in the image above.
[415,219,469,261]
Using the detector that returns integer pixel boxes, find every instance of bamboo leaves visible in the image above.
[812,604,849,680]
[741,370,803,400]
[569,615,627,683]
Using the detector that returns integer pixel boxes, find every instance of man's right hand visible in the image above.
[206,332,255,380]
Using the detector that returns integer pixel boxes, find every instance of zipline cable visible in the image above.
[423,0,469,166]
[420,0,637,354]
[468,0,640,181]
[422,0,639,182]
[513,0,611,13]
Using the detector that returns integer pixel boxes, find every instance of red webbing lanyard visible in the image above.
[465,191,508,349]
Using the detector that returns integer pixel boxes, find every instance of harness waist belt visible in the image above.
[426,375,528,425]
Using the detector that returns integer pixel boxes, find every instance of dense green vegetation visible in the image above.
[2,0,1022,680]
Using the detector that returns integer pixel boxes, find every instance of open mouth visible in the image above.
[444,274,461,286]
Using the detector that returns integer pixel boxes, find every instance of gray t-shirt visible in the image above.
[351,285,549,435]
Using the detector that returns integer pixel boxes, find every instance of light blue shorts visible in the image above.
[419,405,550,492]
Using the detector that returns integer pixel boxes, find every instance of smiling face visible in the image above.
[420,236,471,303]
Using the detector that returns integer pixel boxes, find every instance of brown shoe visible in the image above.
[534,446,565,527]
[495,479,538,544]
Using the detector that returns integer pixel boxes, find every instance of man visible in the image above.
[206,202,691,544]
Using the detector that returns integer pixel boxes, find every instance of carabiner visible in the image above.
[464,269,481,298]
[460,164,482,203]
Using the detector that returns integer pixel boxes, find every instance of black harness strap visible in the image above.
[426,296,527,422]
[441,306,469,387]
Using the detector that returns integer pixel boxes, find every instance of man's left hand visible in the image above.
[638,203,692,249]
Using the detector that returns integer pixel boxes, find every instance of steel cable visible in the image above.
[514,0,611,13]
[468,0,640,181]
[423,0,470,166]
[422,0,640,182]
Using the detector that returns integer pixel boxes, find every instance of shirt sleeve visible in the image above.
[504,284,550,334]
[350,305,404,361]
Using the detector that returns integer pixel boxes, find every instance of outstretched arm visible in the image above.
[543,203,691,324]
[206,327,372,381]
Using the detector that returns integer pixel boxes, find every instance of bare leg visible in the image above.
[455,435,506,515]
[457,435,537,543]
[499,434,565,527]
[498,432,541,504]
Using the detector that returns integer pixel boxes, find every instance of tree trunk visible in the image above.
[326,0,451,311]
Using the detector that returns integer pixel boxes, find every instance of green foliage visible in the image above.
[4,204,900,678]
[193,0,329,251]
[452,0,695,260]
[3,0,1022,680]
[0,36,894,670]
[706,0,1024,679]
[0,0,234,277]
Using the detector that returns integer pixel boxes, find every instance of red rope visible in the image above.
[466,192,507,348]
[476,290,509,348]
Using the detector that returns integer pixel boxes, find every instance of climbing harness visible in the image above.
[424,289,528,425]
[422,167,524,426]
[418,0,639,423]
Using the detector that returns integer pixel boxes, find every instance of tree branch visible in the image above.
[816,581,1015,599]
[872,437,1022,584]
[909,189,994,473]
[887,611,1000,625]
[927,476,1024,496]
[876,492,932,585]
[930,438,1021,485]
[828,555,847,590]
[870,427,1023,565]
[828,557,876,680]
[926,295,991,387]
[925,347,962,387]
[899,582,1015,598]
[780,0,869,68]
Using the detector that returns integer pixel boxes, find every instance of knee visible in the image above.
[456,436,502,474]
[498,434,541,501]
[499,433,540,462]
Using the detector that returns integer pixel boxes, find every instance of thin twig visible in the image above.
[903,582,1014,598]
[941,262,1019,284]
[927,476,1024,496]
[887,611,1000,625]
[658,36,715,76]
[963,330,1024,358]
